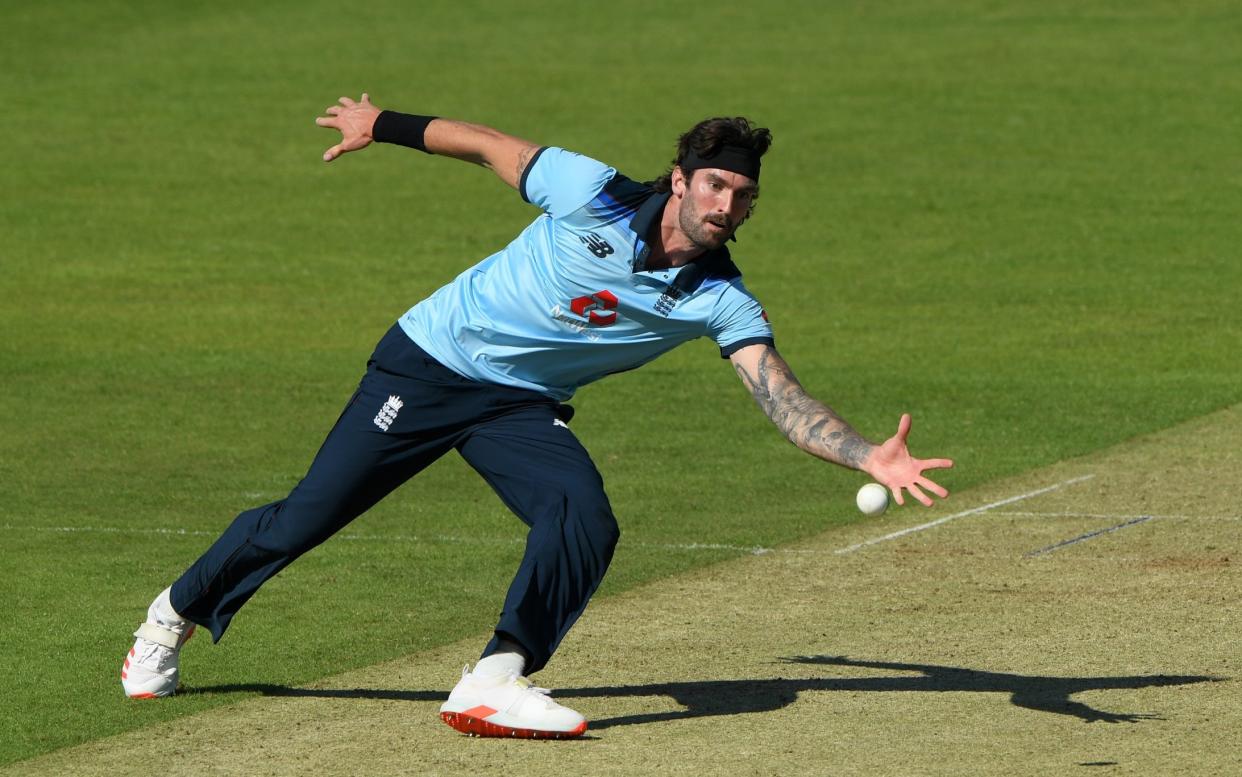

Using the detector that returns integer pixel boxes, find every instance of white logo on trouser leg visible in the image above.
[373,395,403,431]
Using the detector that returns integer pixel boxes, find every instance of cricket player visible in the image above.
[121,94,954,739]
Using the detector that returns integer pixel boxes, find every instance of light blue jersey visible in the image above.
[398,147,774,400]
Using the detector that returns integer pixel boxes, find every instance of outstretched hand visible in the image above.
[863,413,953,507]
[315,93,381,162]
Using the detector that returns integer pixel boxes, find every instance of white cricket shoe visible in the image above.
[121,588,196,699]
[439,666,587,739]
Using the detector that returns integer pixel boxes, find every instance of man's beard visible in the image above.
[679,200,734,250]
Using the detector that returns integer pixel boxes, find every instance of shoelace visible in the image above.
[509,673,557,708]
[133,639,176,672]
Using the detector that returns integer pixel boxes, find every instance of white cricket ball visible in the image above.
[856,483,889,516]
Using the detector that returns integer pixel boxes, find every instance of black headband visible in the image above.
[680,145,761,182]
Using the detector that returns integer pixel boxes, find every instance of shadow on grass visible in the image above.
[183,655,1222,729]
[579,656,1223,729]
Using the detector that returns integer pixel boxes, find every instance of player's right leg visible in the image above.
[440,404,618,738]
[122,325,460,698]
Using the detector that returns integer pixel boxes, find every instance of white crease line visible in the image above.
[0,525,220,537]
[338,532,520,546]
[995,510,1242,521]
[39,479,1208,561]
[343,534,795,556]
[833,474,1097,555]
[0,524,792,557]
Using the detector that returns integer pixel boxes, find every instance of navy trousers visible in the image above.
[169,325,620,674]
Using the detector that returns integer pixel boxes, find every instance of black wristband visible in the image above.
[372,111,436,154]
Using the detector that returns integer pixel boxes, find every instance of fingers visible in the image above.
[881,475,947,509]
[896,413,912,442]
[906,482,932,507]
[918,477,949,499]
[318,94,373,161]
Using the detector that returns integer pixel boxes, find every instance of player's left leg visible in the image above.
[440,405,619,738]
[122,325,463,698]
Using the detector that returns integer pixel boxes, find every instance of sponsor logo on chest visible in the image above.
[551,289,619,340]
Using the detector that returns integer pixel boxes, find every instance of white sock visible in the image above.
[150,587,189,632]
[473,651,526,678]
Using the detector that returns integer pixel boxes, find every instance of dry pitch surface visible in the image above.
[13,407,1238,776]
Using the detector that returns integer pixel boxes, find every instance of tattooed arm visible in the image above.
[730,343,954,506]
[731,343,874,468]
[315,93,539,190]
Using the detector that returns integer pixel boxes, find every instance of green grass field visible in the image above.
[3,0,1240,768]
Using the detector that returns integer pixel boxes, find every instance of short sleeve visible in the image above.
[520,147,617,218]
[708,279,775,358]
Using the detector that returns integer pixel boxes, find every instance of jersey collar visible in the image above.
[629,189,670,243]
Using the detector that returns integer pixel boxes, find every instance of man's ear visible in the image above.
[671,166,688,198]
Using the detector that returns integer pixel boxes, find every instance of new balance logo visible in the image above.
[373,395,403,431]
[579,232,614,258]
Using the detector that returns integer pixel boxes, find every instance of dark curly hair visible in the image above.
[650,117,773,201]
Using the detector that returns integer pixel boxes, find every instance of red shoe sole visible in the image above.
[439,711,588,739]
